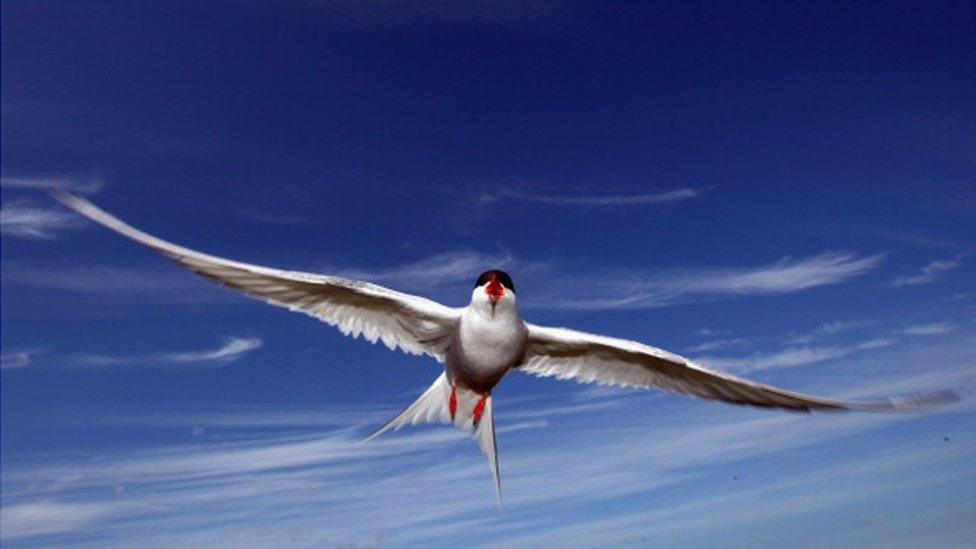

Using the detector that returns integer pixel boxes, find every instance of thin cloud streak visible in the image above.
[685,338,748,353]
[786,319,876,345]
[1,350,35,370]
[1,263,212,298]
[0,202,85,239]
[857,337,897,350]
[891,257,963,287]
[1,175,104,193]
[698,346,848,373]
[864,228,971,252]
[69,337,263,369]
[0,502,122,541]
[104,408,392,430]
[333,249,516,294]
[711,252,883,294]
[536,252,884,310]
[236,209,312,226]
[480,186,699,207]
[697,337,898,374]
[902,322,957,336]
[166,337,264,364]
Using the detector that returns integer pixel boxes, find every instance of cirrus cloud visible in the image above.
[0,202,85,239]
[535,252,885,310]
[63,337,264,369]
[891,257,963,287]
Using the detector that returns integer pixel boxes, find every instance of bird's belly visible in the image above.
[448,317,526,391]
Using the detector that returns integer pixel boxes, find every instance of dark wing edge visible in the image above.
[519,324,958,412]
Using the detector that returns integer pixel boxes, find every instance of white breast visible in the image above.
[452,306,528,385]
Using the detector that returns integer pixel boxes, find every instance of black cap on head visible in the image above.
[475,270,515,292]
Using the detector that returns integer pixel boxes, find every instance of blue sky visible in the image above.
[2,1,975,546]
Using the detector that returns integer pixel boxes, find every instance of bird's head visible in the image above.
[471,269,516,313]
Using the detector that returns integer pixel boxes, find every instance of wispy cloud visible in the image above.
[1,345,969,546]
[696,336,899,374]
[334,249,517,295]
[0,501,122,540]
[1,350,36,370]
[537,252,884,310]
[698,317,966,373]
[786,319,876,344]
[479,185,699,208]
[1,263,209,298]
[901,322,957,336]
[1,175,104,193]
[705,252,883,294]
[1,174,101,238]
[69,337,263,369]
[857,337,897,350]
[891,257,963,287]
[500,437,975,548]
[165,337,264,364]
[866,228,972,252]
[236,209,311,225]
[0,201,86,239]
[697,346,848,373]
[686,338,747,353]
[102,407,390,430]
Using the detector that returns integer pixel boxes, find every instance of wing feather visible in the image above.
[520,324,954,412]
[53,191,460,361]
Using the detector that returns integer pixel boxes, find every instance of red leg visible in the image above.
[472,393,489,426]
[449,384,458,421]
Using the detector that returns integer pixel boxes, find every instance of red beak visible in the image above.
[485,275,505,302]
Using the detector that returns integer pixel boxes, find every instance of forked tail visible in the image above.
[365,373,501,505]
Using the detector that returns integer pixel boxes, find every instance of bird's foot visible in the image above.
[449,384,458,421]
[472,393,489,427]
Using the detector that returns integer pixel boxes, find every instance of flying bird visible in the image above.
[52,191,954,504]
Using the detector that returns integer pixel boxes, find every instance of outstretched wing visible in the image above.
[520,324,955,412]
[53,191,460,361]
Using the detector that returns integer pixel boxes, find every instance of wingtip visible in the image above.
[860,389,961,412]
[361,422,395,444]
[48,187,78,207]
[48,188,94,218]
[896,389,960,409]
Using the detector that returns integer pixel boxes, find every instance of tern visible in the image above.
[53,191,954,503]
